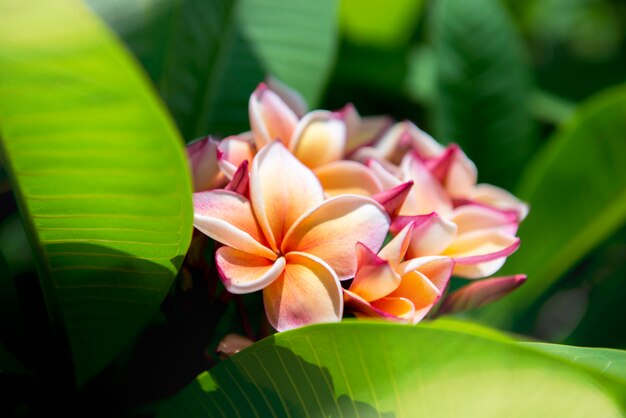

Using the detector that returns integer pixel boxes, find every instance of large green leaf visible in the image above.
[525,342,626,388]
[0,0,193,385]
[88,0,338,140]
[474,84,626,329]
[430,0,537,188]
[156,320,625,417]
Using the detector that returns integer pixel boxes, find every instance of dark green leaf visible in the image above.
[430,0,537,188]
[89,0,338,140]
[474,84,626,329]
[0,0,193,385]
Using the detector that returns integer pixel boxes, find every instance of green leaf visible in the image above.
[430,0,537,188]
[474,84,626,329]
[156,320,625,417]
[88,0,338,140]
[0,0,193,385]
[524,342,626,388]
[339,0,424,48]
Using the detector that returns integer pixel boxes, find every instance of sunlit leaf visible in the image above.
[475,84,626,329]
[339,0,423,48]
[156,320,625,417]
[88,0,338,140]
[430,0,537,188]
[525,342,626,387]
[0,0,193,385]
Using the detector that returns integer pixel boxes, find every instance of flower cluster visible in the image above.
[189,82,527,331]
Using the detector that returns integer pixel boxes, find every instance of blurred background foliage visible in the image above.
[327,0,626,349]
[1,0,626,413]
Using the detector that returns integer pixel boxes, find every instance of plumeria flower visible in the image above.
[355,120,528,219]
[344,222,455,323]
[216,83,391,198]
[364,145,525,279]
[193,142,390,331]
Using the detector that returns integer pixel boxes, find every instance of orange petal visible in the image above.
[282,195,390,279]
[250,141,324,251]
[343,289,412,322]
[249,83,298,149]
[399,256,454,292]
[216,247,285,294]
[349,243,401,302]
[314,160,382,197]
[444,230,520,278]
[263,252,342,331]
[291,110,347,169]
[193,191,275,259]
[371,297,416,321]
[389,270,442,323]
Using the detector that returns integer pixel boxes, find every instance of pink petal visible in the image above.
[393,213,457,259]
[444,230,521,278]
[400,153,453,216]
[450,204,519,235]
[374,121,444,164]
[424,144,477,198]
[349,243,401,302]
[282,195,390,280]
[371,122,414,164]
[216,247,286,294]
[314,160,383,197]
[371,181,414,218]
[438,274,527,314]
[263,252,342,331]
[193,190,275,259]
[266,76,308,117]
[341,103,393,154]
[250,141,324,251]
[224,160,249,197]
[470,184,529,221]
[366,158,404,189]
[216,135,256,180]
[403,122,445,159]
[186,136,225,192]
[249,83,299,149]
[290,110,347,169]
